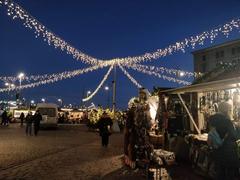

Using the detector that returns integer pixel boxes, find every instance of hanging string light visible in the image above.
[82,65,113,102]
[116,19,240,65]
[126,64,191,85]
[0,63,107,83]
[130,64,202,78]
[118,64,143,89]
[1,0,240,66]
[0,0,103,65]
[0,65,103,92]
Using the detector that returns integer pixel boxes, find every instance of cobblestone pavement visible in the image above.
[0,124,204,180]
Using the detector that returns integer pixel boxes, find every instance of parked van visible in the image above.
[36,103,58,128]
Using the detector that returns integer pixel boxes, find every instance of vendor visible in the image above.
[207,101,239,180]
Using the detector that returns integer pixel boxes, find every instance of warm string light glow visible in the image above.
[0,66,105,83]
[1,0,240,66]
[117,19,240,65]
[132,64,201,78]
[0,0,103,65]
[82,65,113,102]
[0,65,103,92]
[1,0,239,95]
[126,64,191,85]
[118,64,143,89]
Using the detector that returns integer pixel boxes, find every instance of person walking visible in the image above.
[1,110,8,126]
[19,112,25,127]
[33,110,42,136]
[25,111,33,136]
[97,112,113,147]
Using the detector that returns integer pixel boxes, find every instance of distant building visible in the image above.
[193,39,240,73]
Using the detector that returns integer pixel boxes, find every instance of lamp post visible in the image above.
[17,72,25,104]
[58,98,63,107]
[5,83,15,97]
[86,90,91,119]
[87,90,91,97]
[41,98,45,103]
[104,86,110,108]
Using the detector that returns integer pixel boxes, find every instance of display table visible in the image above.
[187,133,216,178]
[147,149,175,179]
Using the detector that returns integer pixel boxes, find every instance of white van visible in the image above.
[36,103,58,128]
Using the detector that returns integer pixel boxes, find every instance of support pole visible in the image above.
[112,64,117,115]
[111,64,120,132]
[177,93,201,135]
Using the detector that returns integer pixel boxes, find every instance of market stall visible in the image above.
[160,76,240,178]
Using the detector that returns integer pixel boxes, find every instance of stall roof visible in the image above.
[161,76,240,94]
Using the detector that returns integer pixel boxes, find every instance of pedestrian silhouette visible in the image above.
[97,112,113,147]
[25,111,33,136]
[33,110,42,136]
[19,112,25,127]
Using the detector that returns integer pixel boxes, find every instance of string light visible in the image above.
[126,64,191,85]
[117,19,240,65]
[118,64,143,89]
[0,65,103,92]
[130,64,201,78]
[82,65,113,102]
[0,0,103,65]
[1,0,239,66]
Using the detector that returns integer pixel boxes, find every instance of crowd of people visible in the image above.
[0,110,42,136]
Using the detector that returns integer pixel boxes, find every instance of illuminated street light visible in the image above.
[5,83,15,96]
[41,98,45,103]
[58,98,63,106]
[17,72,25,105]
[31,100,35,104]
[104,86,110,108]
[179,71,185,77]
[87,90,91,95]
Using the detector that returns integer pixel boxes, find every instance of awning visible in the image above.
[161,76,240,94]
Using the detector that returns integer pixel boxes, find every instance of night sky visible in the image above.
[1,0,240,109]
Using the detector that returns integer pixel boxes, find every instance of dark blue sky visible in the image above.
[1,0,240,109]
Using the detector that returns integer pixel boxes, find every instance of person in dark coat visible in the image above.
[97,112,113,147]
[208,102,239,180]
[1,110,8,126]
[25,111,33,136]
[19,112,25,127]
[33,110,42,136]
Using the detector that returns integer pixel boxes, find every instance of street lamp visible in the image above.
[17,72,25,104]
[5,83,15,96]
[58,98,63,106]
[31,100,35,104]
[41,98,45,103]
[104,86,110,108]
[87,90,91,96]
[18,72,25,88]
[179,71,185,77]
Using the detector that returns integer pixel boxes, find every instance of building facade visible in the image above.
[193,39,240,73]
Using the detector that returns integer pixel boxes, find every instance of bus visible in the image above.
[36,103,58,128]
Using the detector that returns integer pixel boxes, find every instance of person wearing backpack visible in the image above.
[207,102,239,180]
